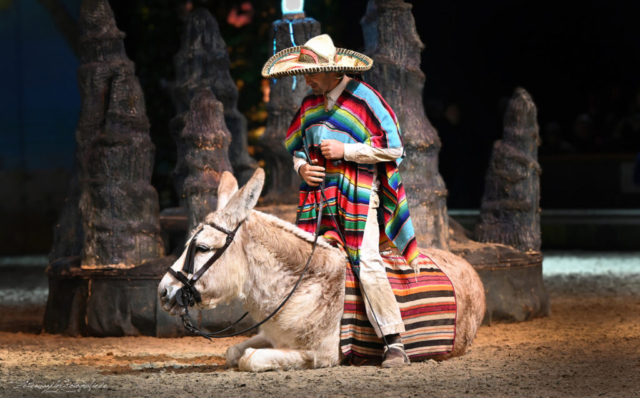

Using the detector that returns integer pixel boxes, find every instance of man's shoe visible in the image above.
[381,343,410,368]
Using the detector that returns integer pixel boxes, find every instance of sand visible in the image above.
[0,277,639,398]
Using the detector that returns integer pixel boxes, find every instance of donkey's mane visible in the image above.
[251,210,336,251]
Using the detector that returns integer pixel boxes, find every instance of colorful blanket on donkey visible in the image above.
[341,250,457,361]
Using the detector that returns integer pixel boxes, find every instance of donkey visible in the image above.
[158,169,485,372]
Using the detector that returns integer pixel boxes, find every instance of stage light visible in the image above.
[282,0,304,15]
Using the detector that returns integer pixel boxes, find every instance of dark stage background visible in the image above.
[1,0,639,254]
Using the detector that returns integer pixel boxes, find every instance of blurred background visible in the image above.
[1,0,639,256]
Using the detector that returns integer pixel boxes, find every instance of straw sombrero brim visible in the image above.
[262,46,373,78]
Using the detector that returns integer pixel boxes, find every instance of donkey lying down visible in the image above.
[158,169,485,372]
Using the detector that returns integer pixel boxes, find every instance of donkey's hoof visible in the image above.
[226,345,243,367]
[237,348,258,372]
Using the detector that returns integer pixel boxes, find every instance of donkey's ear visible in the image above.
[217,171,239,211]
[222,168,265,223]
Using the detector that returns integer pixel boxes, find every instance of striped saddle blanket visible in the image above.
[340,250,457,361]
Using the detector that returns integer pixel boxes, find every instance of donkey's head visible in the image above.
[158,168,265,315]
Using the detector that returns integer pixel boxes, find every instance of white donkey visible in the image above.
[158,169,485,372]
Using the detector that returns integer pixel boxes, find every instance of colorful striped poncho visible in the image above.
[285,79,420,267]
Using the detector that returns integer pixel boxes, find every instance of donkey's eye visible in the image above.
[196,245,211,252]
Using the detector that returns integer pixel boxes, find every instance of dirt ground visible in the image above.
[0,275,638,398]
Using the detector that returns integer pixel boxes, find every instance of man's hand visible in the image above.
[320,139,344,160]
[300,159,325,187]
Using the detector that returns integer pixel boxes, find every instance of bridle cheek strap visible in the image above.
[167,221,242,305]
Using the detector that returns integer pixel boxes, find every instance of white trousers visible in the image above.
[359,191,405,337]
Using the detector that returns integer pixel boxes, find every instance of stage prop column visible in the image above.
[44,0,226,337]
[361,0,548,324]
[449,88,549,324]
[171,9,240,234]
[74,3,165,269]
[174,88,234,234]
[476,88,542,253]
[466,88,548,323]
[361,0,449,249]
[260,4,320,204]
[172,9,256,190]
[166,10,255,333]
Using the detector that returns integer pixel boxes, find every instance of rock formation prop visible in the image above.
[174,88,234,234]
[49,158,84,262]
[449,88,547,324]
[448,218,548,324]
[74,0,164,268]
[361,0,449,249]
[172,8,255,190]
[475,87,542,253]
[360,1,547,324]
[164,9,250,333]
[45,0,182,337]
[261,13,320,204]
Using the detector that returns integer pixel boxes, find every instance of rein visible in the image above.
[168,222,241,307]
[168,193,325,340]
[170,139,391,353]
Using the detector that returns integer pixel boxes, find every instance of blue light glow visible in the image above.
[288,21,297,91]
[288,21,297,46]
[282,0,304,14]
[272,27,277,85]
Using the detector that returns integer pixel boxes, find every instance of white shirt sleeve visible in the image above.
[343,143,404,164]
[293,156,308,175]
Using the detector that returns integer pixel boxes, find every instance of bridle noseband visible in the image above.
[166,213,321,341]
[168,221,242,308]
[168,140,391,353]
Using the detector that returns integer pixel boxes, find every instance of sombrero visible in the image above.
[262,34,373,78]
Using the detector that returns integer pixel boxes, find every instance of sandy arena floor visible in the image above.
[0,254,638,397]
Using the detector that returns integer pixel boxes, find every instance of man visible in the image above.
[263,34,421,367]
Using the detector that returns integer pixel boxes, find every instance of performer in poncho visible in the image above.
[263,34,418,367]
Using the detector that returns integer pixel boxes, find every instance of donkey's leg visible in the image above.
[226,332,273,367]
[237,348,318,372]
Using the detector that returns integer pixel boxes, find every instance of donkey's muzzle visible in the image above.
[175,287,196,307]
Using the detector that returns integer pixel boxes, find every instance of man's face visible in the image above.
[304,72,333,95]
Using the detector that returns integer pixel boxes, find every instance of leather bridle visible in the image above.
[167,221,242,307]
[169,139,391,353]
[167,205,324,340]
